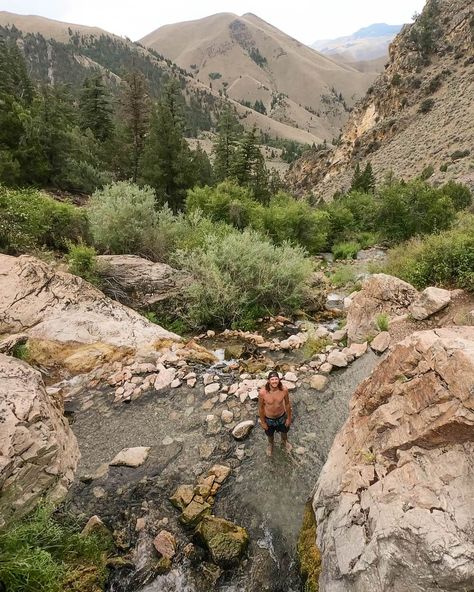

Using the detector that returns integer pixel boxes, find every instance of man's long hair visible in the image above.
[265,376,283,391]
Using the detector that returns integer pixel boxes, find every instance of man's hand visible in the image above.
[285,416,291,428]
[260,420,269,431]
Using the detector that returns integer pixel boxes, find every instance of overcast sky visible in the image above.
[2,0,427,44]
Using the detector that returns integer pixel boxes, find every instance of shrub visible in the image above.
[420,165,434,180]
[87,181,157,255]
[0,505,111,592]
[376,312,389,332]
[440,163,449,172]
[332,241,360,260]
[450,149,470,160]
[329,265,356,288]
[385,212,474,291]
[419,98,435,113]
[66,243,100,285]
[0,186,88,254]
[174,229,313,328]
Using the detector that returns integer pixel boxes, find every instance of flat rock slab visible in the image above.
[109,446,151,467]
[408,287,451,320]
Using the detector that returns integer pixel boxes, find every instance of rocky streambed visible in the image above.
[65,348,380,592]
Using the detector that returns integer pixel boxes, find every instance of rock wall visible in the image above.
[0,354,80,527]
[313,327,474,591]
[0,254,181,373]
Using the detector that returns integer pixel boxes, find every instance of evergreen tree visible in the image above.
[350,162,375,193]
[120,70,150,182]
[191,143,213,187]
[231,126,270,204]
[212,106,242,182]
[79,74,113,141]
[0,38,33,105]
[141,79,194,211]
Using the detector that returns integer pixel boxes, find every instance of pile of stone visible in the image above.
[169,464,249,567]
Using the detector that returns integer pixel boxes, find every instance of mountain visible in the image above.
[0,11,320,144]
[140,12,378,143]
[288,0,474,199]
[312,23,403,62]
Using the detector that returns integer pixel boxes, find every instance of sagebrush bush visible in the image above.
[385,212,474,291]
[0,186,87,254]
[174,229,313,328]
[329,265,356,288]
[87,181,157,255]
[0,505,111,592]
[332,241,360,260]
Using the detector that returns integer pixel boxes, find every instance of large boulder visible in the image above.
[345,274,418,343]
[0,354,80,527]
[0,254,180,372]
[313,327,474,592]
[97,254,189,312]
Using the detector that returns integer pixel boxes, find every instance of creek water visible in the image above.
[70,349,380,592]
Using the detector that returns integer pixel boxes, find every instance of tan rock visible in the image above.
[179,499,211,527]
[0,254,180,373]
[408,286,451,320]
[169,484,194,510]
[232,420,255,440]
[345,274,418,343]
[309,374,328,391]
[0,355,80,528]
[208,464,231,484]
[153,529,176,560]
[313,327,474,592]
[109,447,150,468]
[370,331,391,353]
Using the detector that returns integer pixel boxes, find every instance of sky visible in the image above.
[2,0,427,44]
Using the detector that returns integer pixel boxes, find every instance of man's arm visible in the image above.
[258,389,268,430]
[284,389,292,426]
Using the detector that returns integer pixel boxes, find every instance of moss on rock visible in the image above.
[194,515,249,568]
[297,501,321,592]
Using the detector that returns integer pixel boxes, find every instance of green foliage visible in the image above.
[376,313,389,332]
[212,106,243,183]
[420,165,434,180]
[0,186,87,254]
[385,212,474,291]
[79,74,113,141]
[67,243,100,285]
[0,505,111,592]
[208,72,222,80]
[302,336,331,358]
[450,149,470,161]
[297,502,321,592]
[174,229,313,328]
[419,98,435,113]
[410,0,441,56]
[439,163,449,172]
[253,99,267,114]
[391,73,402,86]
[87,181,157,255]
[249,48,267,67]
[332,241,360,260]
[329,265,356,288]
[11,342,30,362]
[231,126,270,203]
[350,162,375,193]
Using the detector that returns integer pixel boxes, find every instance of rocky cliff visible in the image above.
[288,0,474,199]
[313,327,474,591]
[0,354,80,527]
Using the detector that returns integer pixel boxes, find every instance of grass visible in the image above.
[303,336,331,358]
[11,342,30,362]
[332,241,360,260]
[376,313,389,332]
[0,505,113,592]
[329,265,355,288]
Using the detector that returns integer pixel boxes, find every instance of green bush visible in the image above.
[332,241,360,260]
[0,186,88,254]
[0,505,111,592]
[329,265,356,288]
[174,229,313,328]
[376,313,389,331]
[66,243,100,285]
[385,212,474,291]
[419,98,435,113]
[88,181,157,255]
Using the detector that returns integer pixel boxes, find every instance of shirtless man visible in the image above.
[258,371,292,457]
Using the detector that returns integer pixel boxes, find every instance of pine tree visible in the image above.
[350,162,375,193]
[120,70,150,182]
[231,126,270,203]
[79,74,113,141]
[212,106,242,182]
[350,162,362,192]
[191,142,213,187]
[141,79,194,211]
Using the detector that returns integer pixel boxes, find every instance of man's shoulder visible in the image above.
[258,387,267,397]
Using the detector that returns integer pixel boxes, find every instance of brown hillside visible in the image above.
[287,0,474,199]
[140,12,378,142]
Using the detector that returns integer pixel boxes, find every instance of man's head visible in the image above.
[267,370,281,389]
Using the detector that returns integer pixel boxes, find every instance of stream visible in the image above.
[66,342,379,592]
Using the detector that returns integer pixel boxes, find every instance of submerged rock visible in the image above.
[232,420,255,440]
[109,447,150,468]
[313,327,474,592]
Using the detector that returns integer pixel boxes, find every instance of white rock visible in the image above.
[221,410,234,424]
[284,371,298,382]
[371,332,391,353]
[320,362,333,374]
[206,415,221,435]
[203,373,214,385]
[248,389,259,401]
[310,375,328,391]
[162,436,173,446]
[170,379,181,388]
[327,351,348,367]
[110,447,150,468]
[408,287,451,320]
[204,383,220,395]
[232,420,255,440]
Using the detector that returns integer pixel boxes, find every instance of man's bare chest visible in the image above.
[264,390,285,406]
